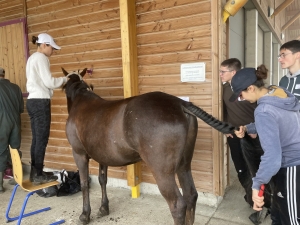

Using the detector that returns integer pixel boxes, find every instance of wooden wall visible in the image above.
[0,0,24,23]
[24,0,126,180]
[2,0,227,195]
[22,0,223,194]
[135,0,224,193]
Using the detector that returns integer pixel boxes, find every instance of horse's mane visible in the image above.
[63,79,96,101]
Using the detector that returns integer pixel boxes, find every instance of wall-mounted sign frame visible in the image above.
[180,62,206,82]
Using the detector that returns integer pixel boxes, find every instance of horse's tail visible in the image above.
[184,103,236,134]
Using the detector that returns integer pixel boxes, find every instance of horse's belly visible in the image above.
[87,148,141,167]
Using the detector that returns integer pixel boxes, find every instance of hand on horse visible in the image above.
[234,126,246,138]
[252,189,265,211]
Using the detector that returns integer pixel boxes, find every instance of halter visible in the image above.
[66,72,83,80]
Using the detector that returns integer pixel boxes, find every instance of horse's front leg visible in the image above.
[97,164,109,217]
[73,151,91,224]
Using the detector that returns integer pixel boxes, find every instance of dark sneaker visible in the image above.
[33,174,58,185]
[30,165,55,182]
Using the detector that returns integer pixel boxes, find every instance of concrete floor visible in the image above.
[0,164,272,225]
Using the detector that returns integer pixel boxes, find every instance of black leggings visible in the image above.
[227,134,248,185]
[271,166,300,225]
[26,99,51,174]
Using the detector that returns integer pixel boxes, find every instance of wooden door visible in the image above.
[0,18,28,92]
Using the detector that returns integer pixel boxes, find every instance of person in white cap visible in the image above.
[26,33,67,184]
[0,67,24,192]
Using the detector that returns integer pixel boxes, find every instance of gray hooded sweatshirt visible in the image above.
[246,86,300,190]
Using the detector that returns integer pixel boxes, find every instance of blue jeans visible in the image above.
[26,99,51,174]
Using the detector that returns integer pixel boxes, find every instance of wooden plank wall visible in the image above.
[285,0,300,41]
[1,0,292,195]
[2,0,226,194]
[23,0,127,180]
[136,0,219,193]
[0,0,24,23]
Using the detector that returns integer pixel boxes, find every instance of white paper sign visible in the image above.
[181,62,206,82]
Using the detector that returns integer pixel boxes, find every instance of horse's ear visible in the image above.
[80,68,88,77]
[61,67,69,76]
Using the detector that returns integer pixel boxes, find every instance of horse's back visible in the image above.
[123,92,196,148]
[127,91,185,116]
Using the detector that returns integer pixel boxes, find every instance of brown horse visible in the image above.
[62,68,235,225]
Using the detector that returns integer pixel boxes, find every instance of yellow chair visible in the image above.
[5,147,65,225]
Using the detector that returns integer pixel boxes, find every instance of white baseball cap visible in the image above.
[37,33,61,50]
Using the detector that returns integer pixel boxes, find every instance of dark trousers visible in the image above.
[227,134,248,187]
[26,99,51,175]
[271,166,300,225]
[0,114,21,172]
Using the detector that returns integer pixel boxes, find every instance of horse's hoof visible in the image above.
[97,207,109,218]
[79,214,90,224]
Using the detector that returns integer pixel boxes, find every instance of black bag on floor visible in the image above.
[57,170,81,197]
[35,171,58,198]
[36,185,58,198]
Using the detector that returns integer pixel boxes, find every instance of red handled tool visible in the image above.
[255,184,267,224]
[258,184,265,197]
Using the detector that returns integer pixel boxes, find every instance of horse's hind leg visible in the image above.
[97,164,109,217]
[177,169,198,225]
[177,115,198,225]
[72,151,91,224]
[154,173,187,225]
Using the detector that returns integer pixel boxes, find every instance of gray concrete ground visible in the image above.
[0,166,272,225]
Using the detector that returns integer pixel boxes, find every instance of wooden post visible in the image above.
[211,0,223,196]
[119,0,141,198]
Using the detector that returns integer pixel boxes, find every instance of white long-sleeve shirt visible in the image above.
[26,52,67,99]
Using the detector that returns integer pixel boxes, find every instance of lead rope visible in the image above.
[66,72,83,80]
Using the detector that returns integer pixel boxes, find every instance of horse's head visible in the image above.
[62,67,87,81]
[62,68,94,111]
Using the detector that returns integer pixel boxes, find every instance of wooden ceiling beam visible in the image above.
[270,0,294,19]
[282,11,300,31]
[286,23,300,30]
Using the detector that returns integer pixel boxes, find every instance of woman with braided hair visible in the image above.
[232,64,300,225]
